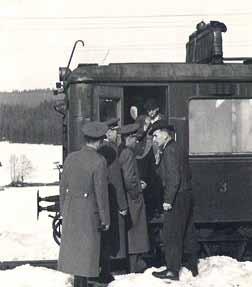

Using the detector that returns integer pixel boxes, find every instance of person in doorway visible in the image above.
[135,115,163,219]
[58,121,110,287]
[149,120,198,281]
[118,123,150,273]
[134,99,165,218]
[144,98,165,127]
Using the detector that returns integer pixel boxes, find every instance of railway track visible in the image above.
[0,259,57,270]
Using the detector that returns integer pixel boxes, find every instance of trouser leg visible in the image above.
[163,216,183,272]
[74,275,87,287]
[183,192,199,276]
[129,254,138,273]
[129,253,147,273]
[163,193,190,273]
[99,231,111,278]
[100,252,111,279]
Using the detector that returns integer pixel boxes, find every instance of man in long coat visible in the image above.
[97,118,128,283]
[58,121,110,287]
[140,98,166,218]
[149,120,198,281]
[119,123,149,273]
[135,114,163,219]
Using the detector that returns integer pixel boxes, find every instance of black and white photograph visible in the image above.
[1,1,252,286]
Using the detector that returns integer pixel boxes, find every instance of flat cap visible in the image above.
[148,120,175,135]
[120,123,140,136]
[144,98,159,111]
[81,121,108,138]
[105,117,120,129]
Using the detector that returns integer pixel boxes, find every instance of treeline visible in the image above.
[0,100,63,144]
[0,89,56,108]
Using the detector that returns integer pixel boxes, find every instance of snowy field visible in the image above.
[1,141,252,286]
[0,186,59,260]
[0,141,62,186]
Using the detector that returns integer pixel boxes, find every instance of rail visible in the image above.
[0,260,57,271]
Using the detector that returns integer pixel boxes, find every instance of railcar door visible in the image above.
[92,85,124,123]
[65,84,123,154]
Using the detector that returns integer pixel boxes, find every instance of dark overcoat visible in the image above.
[98,141,128,258]
[156,140,197,272]
[119,146,149,254]
[58,146,110,277]
[156,140,191,205]
[136,135,163,217]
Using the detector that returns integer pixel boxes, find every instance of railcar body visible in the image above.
[41,21,252,260]
[62,61,252,224]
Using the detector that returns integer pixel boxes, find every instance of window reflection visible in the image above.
[189,99,252,154]
[99,98,118,122]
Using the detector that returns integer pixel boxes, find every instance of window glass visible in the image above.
[99,97,118,121]
[189,99,252,154]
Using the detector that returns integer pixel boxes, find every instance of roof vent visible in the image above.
[186,21,227,64]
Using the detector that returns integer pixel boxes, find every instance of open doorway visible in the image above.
[123,86,167,124]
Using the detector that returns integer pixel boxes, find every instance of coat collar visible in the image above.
[81,145,97,152]
[154,139,174,166]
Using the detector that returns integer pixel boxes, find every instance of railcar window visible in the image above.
[99,97,118,121]
[189,99,252,154]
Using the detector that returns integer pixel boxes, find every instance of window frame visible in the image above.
[188,97,252,156]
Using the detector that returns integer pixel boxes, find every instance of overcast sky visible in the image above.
[1,0,252,91]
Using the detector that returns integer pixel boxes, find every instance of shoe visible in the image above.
[190,265,198,277]
[183,258,199,277]
[152,269,179,280]
[183,254,199,277]
[96,273,114,284]
[104,274,115,283]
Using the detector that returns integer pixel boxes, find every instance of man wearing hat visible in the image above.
[135,114,163,219]
[58,121,110,287]
[144,98,165,126]
[149,120,198,281]
[118,123,149,273]
[97,118,128,283]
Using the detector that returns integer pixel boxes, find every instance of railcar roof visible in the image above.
[67,62,252,84]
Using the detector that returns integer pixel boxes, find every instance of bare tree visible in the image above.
[9,154,34,185]
[9,154,19,184]
[18,154,34,183]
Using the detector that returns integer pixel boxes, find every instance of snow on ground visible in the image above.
[0,141,61,260]
[0,186,59,260]
[1,256,252,287]
[0,141,62,186]
[1,141,252,286]
[0,265,72,287]
[111,256,252,287]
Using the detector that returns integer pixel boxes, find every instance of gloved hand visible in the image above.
[119,209,128,216]
[99,223,110,231]
[163,202,172,211]
[140,180,147,190]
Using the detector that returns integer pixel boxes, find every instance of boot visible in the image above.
[183,254,198,277]
[152,269,179,280]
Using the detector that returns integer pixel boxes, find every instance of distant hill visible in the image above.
[0,89,57,107]
[0,89,64,144]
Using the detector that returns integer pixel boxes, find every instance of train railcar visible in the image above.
[39,20,252,262]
